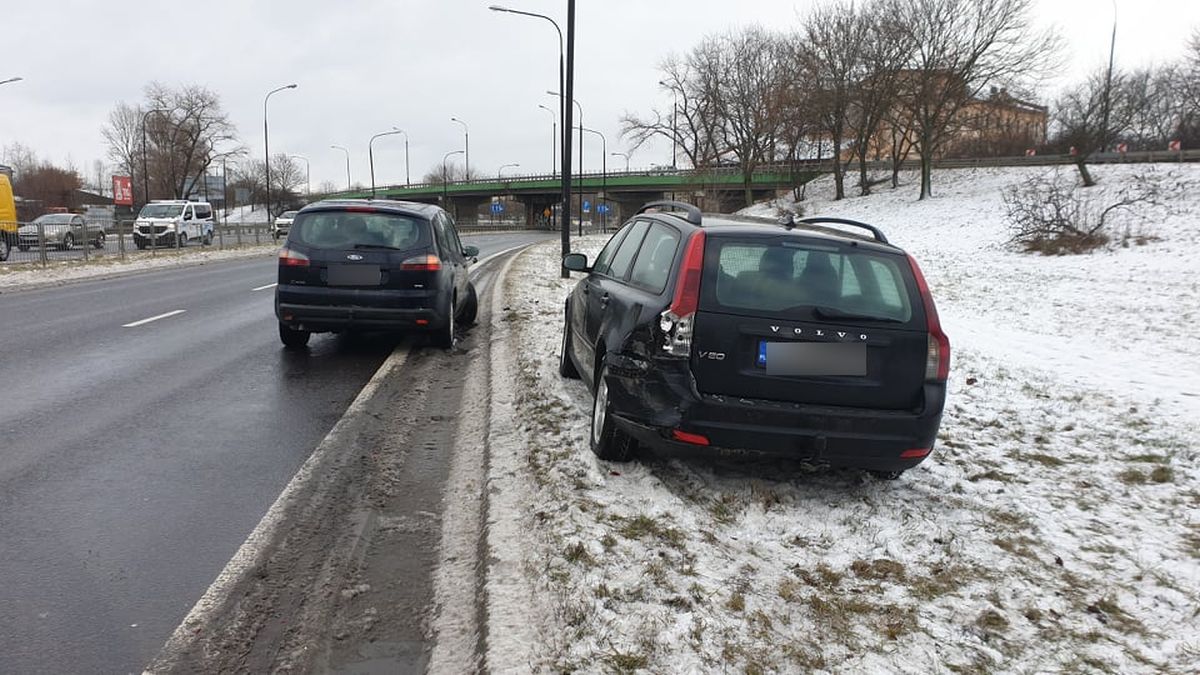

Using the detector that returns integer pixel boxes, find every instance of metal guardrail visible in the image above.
[0,219,278,267]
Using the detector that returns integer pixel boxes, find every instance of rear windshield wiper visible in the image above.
[813,306,905,323]
[352,243,404,250]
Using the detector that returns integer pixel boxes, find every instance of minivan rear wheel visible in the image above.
[590,360,636,462]
[460,283,478,326]
[279,323,310,349]
[559,304,580,379]
[434,296,456,349]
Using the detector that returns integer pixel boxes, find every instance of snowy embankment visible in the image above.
[488,164,1200,672]
[0,244,278,290]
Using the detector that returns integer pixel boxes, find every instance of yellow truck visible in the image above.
[0,170,16,261]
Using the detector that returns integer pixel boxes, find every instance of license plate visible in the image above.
[326,264,381,286]
[759,341,866,377]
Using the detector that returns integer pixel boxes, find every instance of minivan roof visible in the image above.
[300,198,442,217]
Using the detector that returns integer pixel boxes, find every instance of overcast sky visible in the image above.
[2,0,1198,190]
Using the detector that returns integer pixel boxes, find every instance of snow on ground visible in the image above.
[0,243,278,290]
[222,204,272,224]
[489,165,1200,673]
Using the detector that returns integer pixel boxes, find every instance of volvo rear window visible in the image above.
[701,238,915,323]
[291,210,430,250]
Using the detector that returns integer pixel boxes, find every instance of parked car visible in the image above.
[275,199,479,349]
[17,213,106,251]
[132,200,214,249]
[559,201,950,479]
[272,210,298,241]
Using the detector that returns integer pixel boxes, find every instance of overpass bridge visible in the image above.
[330,165,819,226]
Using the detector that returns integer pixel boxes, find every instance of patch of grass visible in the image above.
[1128,453,1171,464]
[796,563,844,589]
[613,514,685,549]
[605,649,649,673]
[1026,452,1067,467]
[910,564,975,600]
[1086,596,1145,635]
[992,535,1040,560]
[709,493,740,525]
[1149,465,1175,484]
[1118,468,1148,485]
[600,533,617,550]
[976,608,1009,633]
[563,541,593,565]
[726,592,746,612]
[778,579,803,602]
[850,558,906,582]
[968,468,1015,483]
[990,510,1034,531]
[1023,606,1043,623]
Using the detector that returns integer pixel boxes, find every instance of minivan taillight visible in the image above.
[400,254,441,271]
[278,247,309,267]
[906,254,950,381]
[659,231,706,358]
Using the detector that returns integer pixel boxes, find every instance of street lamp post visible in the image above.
[538,104,557,176]
[489,3,570,269]
[141,108,170,206]
[549,91,583,234]
[442,149,465,208]
[498,162,520,180]
[330,145,351,191]
[369,127,405,198]
[576,126,607,231]
[288,154,310,197]
[659,80,679,170]
[450,117,469,178]
[1099,0,1118,154]
[0,77,23,86]
[263,83,298,219]
[611,151,630,173]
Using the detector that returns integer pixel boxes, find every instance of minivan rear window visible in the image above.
[701,238,914,323]
[291,210,430,250]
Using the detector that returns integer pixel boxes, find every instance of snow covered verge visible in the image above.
[485,164,1200,673]
[0,244,278,290]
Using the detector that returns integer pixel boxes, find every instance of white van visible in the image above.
[133,200,214,249]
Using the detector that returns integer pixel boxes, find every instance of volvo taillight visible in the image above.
[278,247,309,267]
[659,231,706,358]
[907,254,950,382]
[400,254,441,271]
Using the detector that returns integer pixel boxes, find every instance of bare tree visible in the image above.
[1051,68,1135,186]
[847,5,912,195]
[422,161,475,185]
[888,0,1061,199]
[796,1,871,200]
[621,54,723,169]
[102,83,244,204]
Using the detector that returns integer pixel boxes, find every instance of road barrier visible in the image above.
[0,218,277,268]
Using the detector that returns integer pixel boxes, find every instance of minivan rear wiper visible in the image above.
[813,306,905,323]
[352,243,404,250]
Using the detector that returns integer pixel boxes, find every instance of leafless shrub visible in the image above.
[1004,172,1158,254]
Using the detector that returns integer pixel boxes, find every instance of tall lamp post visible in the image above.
[450,117,470,178]
[548,91,583,234]
[1099,0,1118,154]
[369,127,405,198]
[442,149,465,210]
[288,154,310,197]
[330,145,351,191]
[141,108,170,206]
[263,83,298,219]
[658,80,679,170]
[498,163,520,179]
[489,3,570,269]
[611,151,630,173]
[538,104,557,176]
[576,126,607,231]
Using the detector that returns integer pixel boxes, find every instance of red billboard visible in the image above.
[112,176,133,206]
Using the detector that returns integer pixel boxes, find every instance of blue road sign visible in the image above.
[582,200,591,213]
[596,203,609,215]
[490,202,505,214]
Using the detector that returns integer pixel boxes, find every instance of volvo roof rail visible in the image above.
[637,200,703,226]
[793,216,889,244]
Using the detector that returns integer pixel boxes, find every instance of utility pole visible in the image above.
[560,1,576,276]
[1099,1,1118,155]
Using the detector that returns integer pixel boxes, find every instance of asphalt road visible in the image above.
[0,230,553,674]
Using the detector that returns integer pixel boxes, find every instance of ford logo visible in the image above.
[346,254,364,261]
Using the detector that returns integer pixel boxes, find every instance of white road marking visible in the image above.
[122,310,186,328]
[252,283,277,291]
